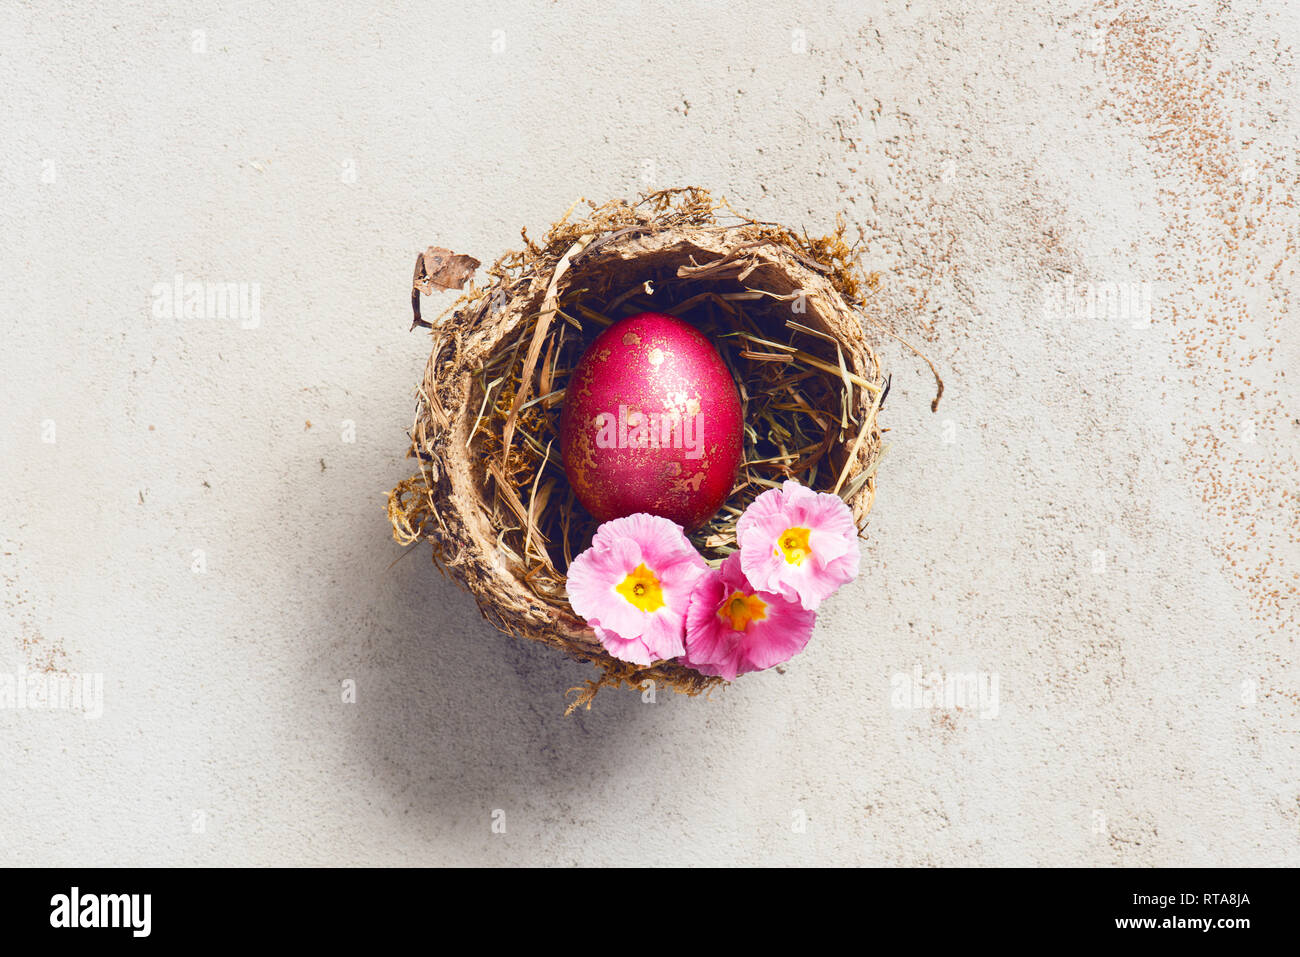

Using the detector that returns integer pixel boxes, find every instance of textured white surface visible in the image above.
[1,1,1296,866]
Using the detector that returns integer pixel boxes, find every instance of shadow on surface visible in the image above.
[337,525,654,838]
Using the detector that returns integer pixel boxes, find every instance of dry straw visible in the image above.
[387,187,927,712]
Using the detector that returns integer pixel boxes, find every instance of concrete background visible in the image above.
[1,1,1296,865]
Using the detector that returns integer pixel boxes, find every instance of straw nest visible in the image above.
[388,188,915,712]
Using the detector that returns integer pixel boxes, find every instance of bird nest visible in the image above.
[387,187,909,711]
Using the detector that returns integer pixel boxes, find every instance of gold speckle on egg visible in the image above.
[648,348,665,366]
[622,332,641,345]
[673,471,706,494]
[573,428,598,471]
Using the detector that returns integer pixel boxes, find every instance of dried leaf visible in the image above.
[414,246,481,295]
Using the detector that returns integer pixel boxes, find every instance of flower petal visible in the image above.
[734,480,860,610]
[591,621,654,666]
[566,513,705,666]
[680,554,816,680]
[640,607,686,660]
[738,594,816,672]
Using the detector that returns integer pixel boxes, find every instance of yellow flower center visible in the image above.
[615,562,665,613]
[719,590,768,631]
[775,526,812,566]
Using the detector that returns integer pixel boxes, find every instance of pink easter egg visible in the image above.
[560,312,744,530]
